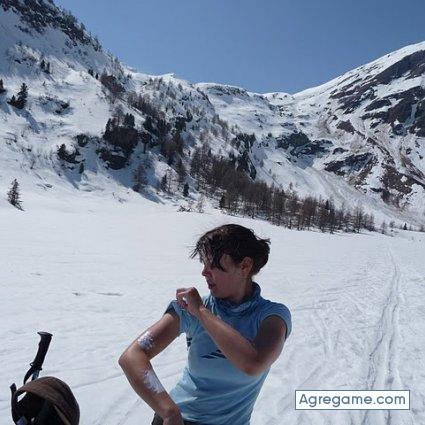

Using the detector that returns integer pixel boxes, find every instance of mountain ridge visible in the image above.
[0,0,424,227]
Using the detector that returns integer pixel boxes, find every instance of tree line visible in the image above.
[189,145,406,234]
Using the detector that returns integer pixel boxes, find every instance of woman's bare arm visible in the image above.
[118,310,182,420]
[176,287,286,376]
[195,306,286,375]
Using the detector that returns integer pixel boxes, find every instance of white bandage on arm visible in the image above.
[142,369,165,394]
[137,331,154,351]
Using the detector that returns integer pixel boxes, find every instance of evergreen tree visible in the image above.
[190,147,202,178]
[140,132,152,154]
[7,179,23,210]
[403,223,407,231]
[124,113,135,128]
[172,130,185,155]
[57,144,68,160]
[57,144,78,163]
[17,83,28,108]
[176,158,187,185]
[133,163,148,192]
[167,151,175,166]
[156,118,171,140]
[183,183,189,197]
[143,116,154,133]
[219,194,226,209]
[160,173,168,192]
[0,79,5,94]
[10,83,29,109]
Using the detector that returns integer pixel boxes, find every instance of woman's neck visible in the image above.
[226,280,254,305]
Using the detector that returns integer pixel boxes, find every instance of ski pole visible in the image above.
[23,331,52,384]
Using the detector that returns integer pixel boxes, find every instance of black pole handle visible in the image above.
[23,331,52,384]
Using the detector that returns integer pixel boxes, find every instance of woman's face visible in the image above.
[201,253,247,299]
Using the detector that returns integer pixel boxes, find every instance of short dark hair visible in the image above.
[190,224,270,277]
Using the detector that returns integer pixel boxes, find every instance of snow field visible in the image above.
[0,192,424,424]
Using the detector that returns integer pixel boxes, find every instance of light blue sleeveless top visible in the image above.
[165,282,292,425]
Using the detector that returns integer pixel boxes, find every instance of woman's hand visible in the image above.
[176,287,203,316]
[163,410,185,425]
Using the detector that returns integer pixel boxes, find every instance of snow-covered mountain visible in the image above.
[0,0,424,226]
[198,43,425,218]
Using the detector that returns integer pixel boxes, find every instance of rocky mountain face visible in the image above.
[199,42,425,216]
[0,0,424,223]
[1,0,98,48]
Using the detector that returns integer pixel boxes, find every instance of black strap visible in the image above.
[10,383,28,424]
[10,383,19,422]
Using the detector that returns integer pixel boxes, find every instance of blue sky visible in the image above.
[55,0,425,94]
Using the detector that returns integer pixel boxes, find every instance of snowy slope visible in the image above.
[0,0,231,212]
[198,42,425,219]
[0,193,424,425]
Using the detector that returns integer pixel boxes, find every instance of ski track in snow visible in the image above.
[361,250,403,425]
[0,195,424,424]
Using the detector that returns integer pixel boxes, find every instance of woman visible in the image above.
[119,224,292,425]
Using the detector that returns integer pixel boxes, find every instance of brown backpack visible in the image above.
[11,376,80,425]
